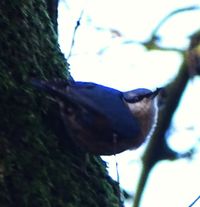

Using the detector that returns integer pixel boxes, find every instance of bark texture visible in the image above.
[0,1,119,206]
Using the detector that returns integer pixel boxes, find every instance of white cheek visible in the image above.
[126,102,143,115]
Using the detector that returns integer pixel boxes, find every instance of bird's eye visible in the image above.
[123,91,147,103]
[133,96,143,102]
[124,95,144,103]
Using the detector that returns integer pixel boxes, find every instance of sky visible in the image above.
[58,0,200,206]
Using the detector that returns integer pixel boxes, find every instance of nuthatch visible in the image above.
[31,79,161,155]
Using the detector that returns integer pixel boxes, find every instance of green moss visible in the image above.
[0,0,119,206]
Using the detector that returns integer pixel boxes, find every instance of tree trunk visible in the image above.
[0,0,119,206]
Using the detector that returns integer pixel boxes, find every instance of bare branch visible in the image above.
[132,26,200,207]
[142,5,200,51]
[132,60,189,207]
[67,9,84,60]
[188,195,200,207]
[151,6,200,38]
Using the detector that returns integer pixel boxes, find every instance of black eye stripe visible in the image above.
[124,92,153,103]
[124,95,141,103]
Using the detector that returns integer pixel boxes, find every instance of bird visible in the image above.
[31,79,161,155]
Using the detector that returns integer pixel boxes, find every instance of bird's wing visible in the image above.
[31,79,140,138]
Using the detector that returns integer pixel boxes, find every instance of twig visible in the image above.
[151,6,200,38]
[67,9,84,60]
[188,195,200,207]
[143,5,200,51]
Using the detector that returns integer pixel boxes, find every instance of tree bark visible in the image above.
[0,1,119,206]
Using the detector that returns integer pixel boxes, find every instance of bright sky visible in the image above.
[58,0,200,206]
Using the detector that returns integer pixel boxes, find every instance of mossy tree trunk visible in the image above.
[0,0,119,206]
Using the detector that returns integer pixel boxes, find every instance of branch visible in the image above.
[189,195,200,207]
[152,6,200,38]
[67,9,84,60]
[122,39,184,53]
[132,14,200,207]
[132,59,189,207]
[143,5,200,51]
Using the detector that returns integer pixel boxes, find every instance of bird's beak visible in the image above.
[150,88,162,99]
